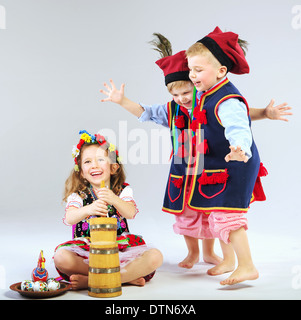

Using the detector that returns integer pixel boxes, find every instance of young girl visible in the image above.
[53,130,163,290]
[99,34,291,275]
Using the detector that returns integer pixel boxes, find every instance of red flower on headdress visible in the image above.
[77,139,85,150]
[96,134,107,146]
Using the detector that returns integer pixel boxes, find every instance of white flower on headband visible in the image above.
[72,145,80,158]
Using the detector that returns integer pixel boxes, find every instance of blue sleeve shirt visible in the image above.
[138,103,169,128]
[218,98,253,158]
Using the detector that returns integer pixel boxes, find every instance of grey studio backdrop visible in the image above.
[1,0,300,299]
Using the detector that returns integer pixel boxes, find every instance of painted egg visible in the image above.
[33,281,47,292]
[21,280,34,291]
[46,278,55,283]
[47,280,60,291]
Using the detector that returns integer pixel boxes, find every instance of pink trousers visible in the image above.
[173,205,248,244]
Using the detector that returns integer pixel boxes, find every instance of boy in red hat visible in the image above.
[99,32,291,282]
[185,26,267,285]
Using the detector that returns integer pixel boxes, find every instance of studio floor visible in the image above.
[1,214,301,301]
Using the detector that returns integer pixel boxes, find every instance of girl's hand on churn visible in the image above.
[95,187,117,206]
[88,199,108,216]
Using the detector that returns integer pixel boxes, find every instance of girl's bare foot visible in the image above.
[70,274,88,290]
[70,274,147,290]
[127,277,146,287]
[178,253,199,269]
[203,253,223,265]
[220,265,259,285]
[207,260,235,276]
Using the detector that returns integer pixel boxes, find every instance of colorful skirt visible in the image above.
[54,233,155,282]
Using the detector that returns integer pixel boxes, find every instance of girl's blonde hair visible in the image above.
[63,143,126,202]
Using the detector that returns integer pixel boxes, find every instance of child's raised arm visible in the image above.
[249,99,292,121]
[100,79,144,118]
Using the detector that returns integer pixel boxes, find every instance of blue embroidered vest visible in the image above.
[162,78,263,215]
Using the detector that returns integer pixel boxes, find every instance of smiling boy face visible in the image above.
[169,81,195,109]
[188,54,224,92]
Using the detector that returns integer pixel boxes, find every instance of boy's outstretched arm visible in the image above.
[249,99,292,121]
[100,79,144,118]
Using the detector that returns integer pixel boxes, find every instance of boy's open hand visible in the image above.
[225,145,249,163]
[100,79,125,105]
[265,99,292,122]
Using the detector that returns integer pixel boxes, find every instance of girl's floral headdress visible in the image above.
[72,130,121,171]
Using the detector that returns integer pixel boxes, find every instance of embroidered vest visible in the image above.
[73,184,129,238]
[162,78,264,215]
[162,100,194,214]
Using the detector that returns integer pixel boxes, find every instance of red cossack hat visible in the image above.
[197,26,249,74]
[155,50,190,86]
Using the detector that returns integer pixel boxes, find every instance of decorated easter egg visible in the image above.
[21,280,34,291]
[33,281,47,292]
[47,280,60,291]
[46,277,55,283]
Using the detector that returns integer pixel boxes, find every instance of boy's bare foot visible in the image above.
[220,265,259,285]
[70,274,88,290]
[178,253,199,269]
[207,260,235,276]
